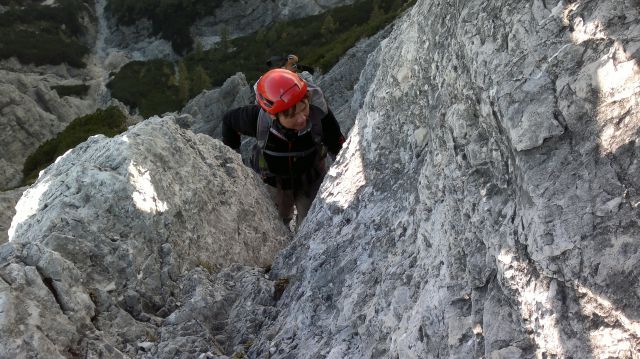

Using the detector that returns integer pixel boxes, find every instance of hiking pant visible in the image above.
[267,174,324,229]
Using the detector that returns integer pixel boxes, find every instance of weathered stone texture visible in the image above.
[1,117,290,358]
[317,25,394,135]
[0,67,103,189]
[3,0,640,358]
[181,73,254,138]
[248,0,640,358]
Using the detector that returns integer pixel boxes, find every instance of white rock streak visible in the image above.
[7,181,50,242]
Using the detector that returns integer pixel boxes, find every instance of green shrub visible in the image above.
[51,84,91,98]
[0,28,88,67]
[107,60,183,118]
[22,107,128,185]
[0,0,90,67]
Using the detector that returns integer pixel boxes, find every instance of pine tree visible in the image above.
[370,2,386,23]
[219,25,231,51]
[177,61,190,102]
[194,40,204,61]
[256,29,266,42]
[190,66,212,97]
[265,28,278,45]
[392,0,404,12]
[321,14,338,39]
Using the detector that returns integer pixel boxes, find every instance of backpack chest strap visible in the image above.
[262,147,317,157]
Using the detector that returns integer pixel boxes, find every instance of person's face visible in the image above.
[276,98,309,130]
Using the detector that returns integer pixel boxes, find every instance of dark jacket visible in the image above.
[222,96,344,190]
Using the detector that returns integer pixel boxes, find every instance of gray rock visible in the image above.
[102,17,178,63]
[2,116,290,357]
[4,0,640,358]
[182,73,254,138]
[192,0,357,49]
[0,67,109,190]
[0,187,26,245]
[0,79,64,189]
[317,25,394,135]
[155,265,278,358]
[245,1,640,358]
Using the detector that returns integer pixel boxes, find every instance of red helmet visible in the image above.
[256,69,308,115]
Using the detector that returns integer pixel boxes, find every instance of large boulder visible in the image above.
[246,0,640,358]
[1,116,290,357]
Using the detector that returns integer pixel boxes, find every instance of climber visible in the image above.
[266,54,314,73]
[221,68,345,229]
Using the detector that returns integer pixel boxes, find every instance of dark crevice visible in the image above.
[0,270,12,286]
[40,274,66,314]
[88,290,100,329]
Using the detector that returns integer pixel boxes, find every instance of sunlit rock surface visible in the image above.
[0,187,24,245]
[1,117,290,358]
[246,0,640,358]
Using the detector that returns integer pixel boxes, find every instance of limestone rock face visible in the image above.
[0,68,100,189]
[1,117,290,358]
[102,18,178,64]
[246,1,640,358]
[317,25,394,135]
[181,73,254,138]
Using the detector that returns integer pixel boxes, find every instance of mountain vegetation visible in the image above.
[106,0,226,55]
[0,0,91,67]
[109,0,416,117]
[21,107,128,185]
[52,84,91,98]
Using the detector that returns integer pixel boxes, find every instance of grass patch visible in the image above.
[21,107,128,185]
[108,0,415,117]
[52,84,91,98]
[0,0,90,67]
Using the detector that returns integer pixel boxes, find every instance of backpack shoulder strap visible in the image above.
[256,110,273,149]
[306,82,328,115]
[306,83,328,145]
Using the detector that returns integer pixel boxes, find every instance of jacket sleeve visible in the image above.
[221,105,261,150]
[321,108,346,157]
